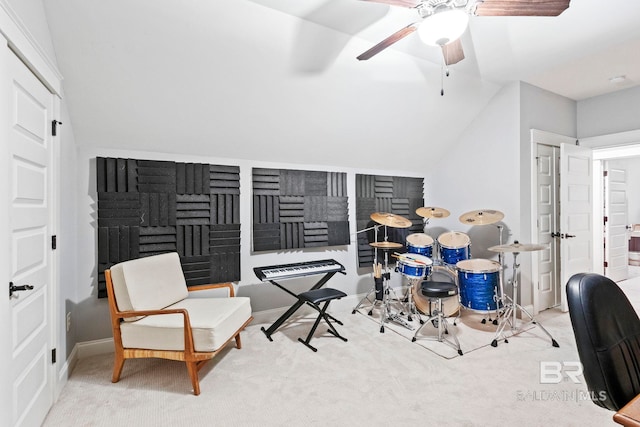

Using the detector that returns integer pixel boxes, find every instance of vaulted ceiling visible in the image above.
[42,0,640,171]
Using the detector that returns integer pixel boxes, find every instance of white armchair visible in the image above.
[104,252,253,395]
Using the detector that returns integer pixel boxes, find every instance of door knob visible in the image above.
[551,232,561,238]
[564,234,576,239]
[9,282,34,297]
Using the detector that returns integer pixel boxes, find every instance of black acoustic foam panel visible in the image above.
[96,157,240,297]
[252,168,350,251]
[356,174,424,268]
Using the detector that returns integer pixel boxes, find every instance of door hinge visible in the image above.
[52,120,62,136]
[604,261,608,268]
[51,348,56,364]
[604,216,608,225]
[603,170,608,177]
[51,235,57,250]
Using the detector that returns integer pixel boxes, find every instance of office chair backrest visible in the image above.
[566,272,640,411]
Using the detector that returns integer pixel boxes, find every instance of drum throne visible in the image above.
[412,281,463,356]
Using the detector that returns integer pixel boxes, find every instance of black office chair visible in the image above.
[566,273,640,411]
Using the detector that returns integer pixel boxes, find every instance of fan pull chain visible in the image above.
[440,65,450,96]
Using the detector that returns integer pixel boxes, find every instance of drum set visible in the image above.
[354,207,559,349]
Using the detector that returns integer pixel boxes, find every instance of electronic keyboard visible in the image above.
[253,259,344,281]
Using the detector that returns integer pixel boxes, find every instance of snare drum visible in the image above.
[412,265,459,317]
[438,231,471,265]
[397,254,432,279]
[456,259,501,312]
[406,233,434,258]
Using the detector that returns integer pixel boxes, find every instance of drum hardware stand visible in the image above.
[491,250,559,348]
[352,224,382,314]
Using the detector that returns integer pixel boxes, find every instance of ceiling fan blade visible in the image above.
[357,23,419,60]
[441,39,465,65]
[474,0,571,17]
[359,0,422,8]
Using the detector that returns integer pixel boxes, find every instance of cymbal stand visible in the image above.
[352,225,382,314]
[491,250,559,348]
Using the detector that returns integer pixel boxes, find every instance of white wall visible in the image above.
[578,85,640,138]
[426,82,520,263]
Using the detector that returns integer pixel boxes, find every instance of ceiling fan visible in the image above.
[356,0,571,66]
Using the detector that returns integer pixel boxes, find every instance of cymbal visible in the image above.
[459,209,504,225]
[369,241,403,249]
[416,206,450,219]
[488,242,546,253]
[370,212,412,228]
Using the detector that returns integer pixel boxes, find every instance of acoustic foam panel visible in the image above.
[96,157,241,297]
[356,174,424,268]
[252,168,350,251]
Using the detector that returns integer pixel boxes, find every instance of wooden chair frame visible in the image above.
[105,269,253,395]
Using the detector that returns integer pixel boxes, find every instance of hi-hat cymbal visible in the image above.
[370,212,412,228]
[488,242,546,253]
[416,206,450,219]
[369,241,403,249]
[459,209,504,225]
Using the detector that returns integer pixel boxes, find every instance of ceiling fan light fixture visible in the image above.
[417,8,469,46]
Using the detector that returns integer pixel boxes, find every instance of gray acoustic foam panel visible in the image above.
[96,157,240,297]
[356,174,424,268]
[252,168,350,251]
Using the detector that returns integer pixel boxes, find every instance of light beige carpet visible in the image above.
[354,295,537,359]
[44,294,619,426]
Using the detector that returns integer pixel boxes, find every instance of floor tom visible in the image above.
[456,259,501,312]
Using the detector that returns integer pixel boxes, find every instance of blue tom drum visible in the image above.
[438,231,471,265]
[456,259,501,312]
[406,233,434,258]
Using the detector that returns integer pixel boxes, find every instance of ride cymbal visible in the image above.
[370,212,412,228]
[459,209,504,225]
[369,241,403,249]
[488,242,546,253]
[416,206,450,219]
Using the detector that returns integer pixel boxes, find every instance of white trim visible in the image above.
[529,129,576,314]
[580,129,640,149]
[0,1,62,95]
[530,129,577,147]
[76,338,115,359]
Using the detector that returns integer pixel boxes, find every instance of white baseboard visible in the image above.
[69,293,370,364]
[76,338,115,358]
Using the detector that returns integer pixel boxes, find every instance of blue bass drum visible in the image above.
[456,259,501,312]
[438,231,471,265]
[406,233,434,258]
[397,254,432,279]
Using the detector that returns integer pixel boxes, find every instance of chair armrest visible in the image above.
[116,307,198,354]
[187,282,235,297]
[117,307,189,320]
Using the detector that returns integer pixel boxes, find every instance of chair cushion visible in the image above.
[120,296,252,352]
[110,253,189,319]
[298,288,346,305]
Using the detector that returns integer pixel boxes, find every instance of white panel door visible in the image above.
[559,143,593,312]
[0,49,55,427]
[536,144,560,309]
[604,163,629,282]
